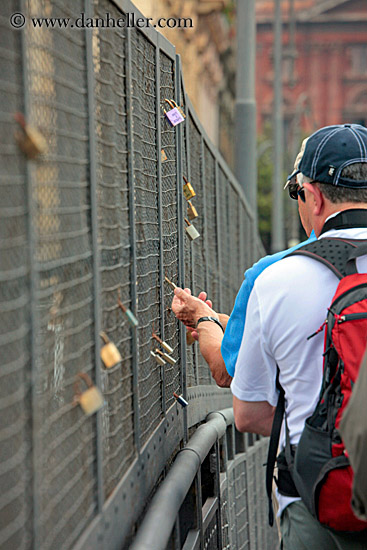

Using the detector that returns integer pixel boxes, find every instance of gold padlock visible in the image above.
[161,149,168,162]
[74,373,104,416]
[186,330,195,346]
[187,201,198,221]
[100,332,122,368]
[183,176,196,201]
[152,333,174,354]
[185,218,200,241]
[14,112,47,159]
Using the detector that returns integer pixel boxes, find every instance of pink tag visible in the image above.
[165,108,185,127]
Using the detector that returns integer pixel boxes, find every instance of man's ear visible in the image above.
[303,181,324,215]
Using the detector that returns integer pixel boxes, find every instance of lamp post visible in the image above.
[271,0,285,252]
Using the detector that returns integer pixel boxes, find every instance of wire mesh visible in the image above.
[204,147,220,311]
[160,51,181,409]
[93,0,135,499]
[188,116,211,386]
[24,1,98,548]
[0,2,33,549]
[130,28,162,446]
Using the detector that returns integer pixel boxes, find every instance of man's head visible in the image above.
[286,124,367,236]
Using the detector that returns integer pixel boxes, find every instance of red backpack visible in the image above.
[266,236,367,531]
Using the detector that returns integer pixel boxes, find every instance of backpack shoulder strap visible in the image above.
[266,368,284,526]
[286,238,367,279]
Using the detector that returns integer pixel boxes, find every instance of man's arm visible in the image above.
[171,288,232,387]
[233,396,275,436]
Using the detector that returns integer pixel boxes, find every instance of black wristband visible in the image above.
[196,316,224,333]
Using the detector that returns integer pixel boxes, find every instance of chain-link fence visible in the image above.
[0,1,269,549]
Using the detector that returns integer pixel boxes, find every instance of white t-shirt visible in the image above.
[231,226,367,516]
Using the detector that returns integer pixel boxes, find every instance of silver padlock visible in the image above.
[185,218,200,241]
[155,349,177,365]
[152,333,174,354]
[151,350,166,366]
[164,99,185,127]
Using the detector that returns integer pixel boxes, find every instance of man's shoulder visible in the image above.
[246,233,316,281]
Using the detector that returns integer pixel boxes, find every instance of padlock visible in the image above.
[186,330,196,346]
[187,201,198,221]
[152,333,174,354]
[155,349,177,366]
[161,149,168,162]
[74,373,104,416]
[173,392,188,408]
[165,276,177,291]
[100,332,122,368]
[14,112,47,159]
[151,350,166,366]
[185,218,200,241]
[164,99,185,127]
[117,298,138,327]
[183,176,196,200]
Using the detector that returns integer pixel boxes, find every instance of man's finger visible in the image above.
[198,291,207,302]
[206,300,212,308]
[184,288,192,295]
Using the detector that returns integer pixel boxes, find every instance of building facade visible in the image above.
[256,0,367,144]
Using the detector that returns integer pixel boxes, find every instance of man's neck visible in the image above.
[315,203,367,237]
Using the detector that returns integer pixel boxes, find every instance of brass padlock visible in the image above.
[187,201,198,221]
[161,149,168,162]
[185,218,200,241]
[74,373,104,416]
[183,176,196,200]
[152,333,174,354]
[165,276,177,291]
[186,330,195,346]
[155,349,177,366]
[151,350,166,366]
[14,112,47,159]
[100,332,122,368]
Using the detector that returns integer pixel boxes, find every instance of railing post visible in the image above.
[126,27,141,455]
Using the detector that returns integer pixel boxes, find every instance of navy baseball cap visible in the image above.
[287,124,367,188]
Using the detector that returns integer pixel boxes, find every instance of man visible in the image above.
[172,124,367,548]
[179,138,316,386]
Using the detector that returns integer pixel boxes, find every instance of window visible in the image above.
[350,45,367,75]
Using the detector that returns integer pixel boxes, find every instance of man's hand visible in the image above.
[171,287,217,329]
[186,291,212,341]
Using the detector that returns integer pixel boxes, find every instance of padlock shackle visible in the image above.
[183,175,189,184]
[100,331,110,344]
[184,217,191,227]
[117,297,127,313]
[74,372,94,401]
[152,332,164,345]
[164,98,178,109]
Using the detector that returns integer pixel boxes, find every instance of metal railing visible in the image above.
[0,0,271,549]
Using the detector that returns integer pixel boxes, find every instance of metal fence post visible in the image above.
[155,42,166,417]
[126,26,141,455]
[215,162,223,311]
[85,0,105,513]
[174,55,188,442]
[20,3,41,545]
[201,138,210,295]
